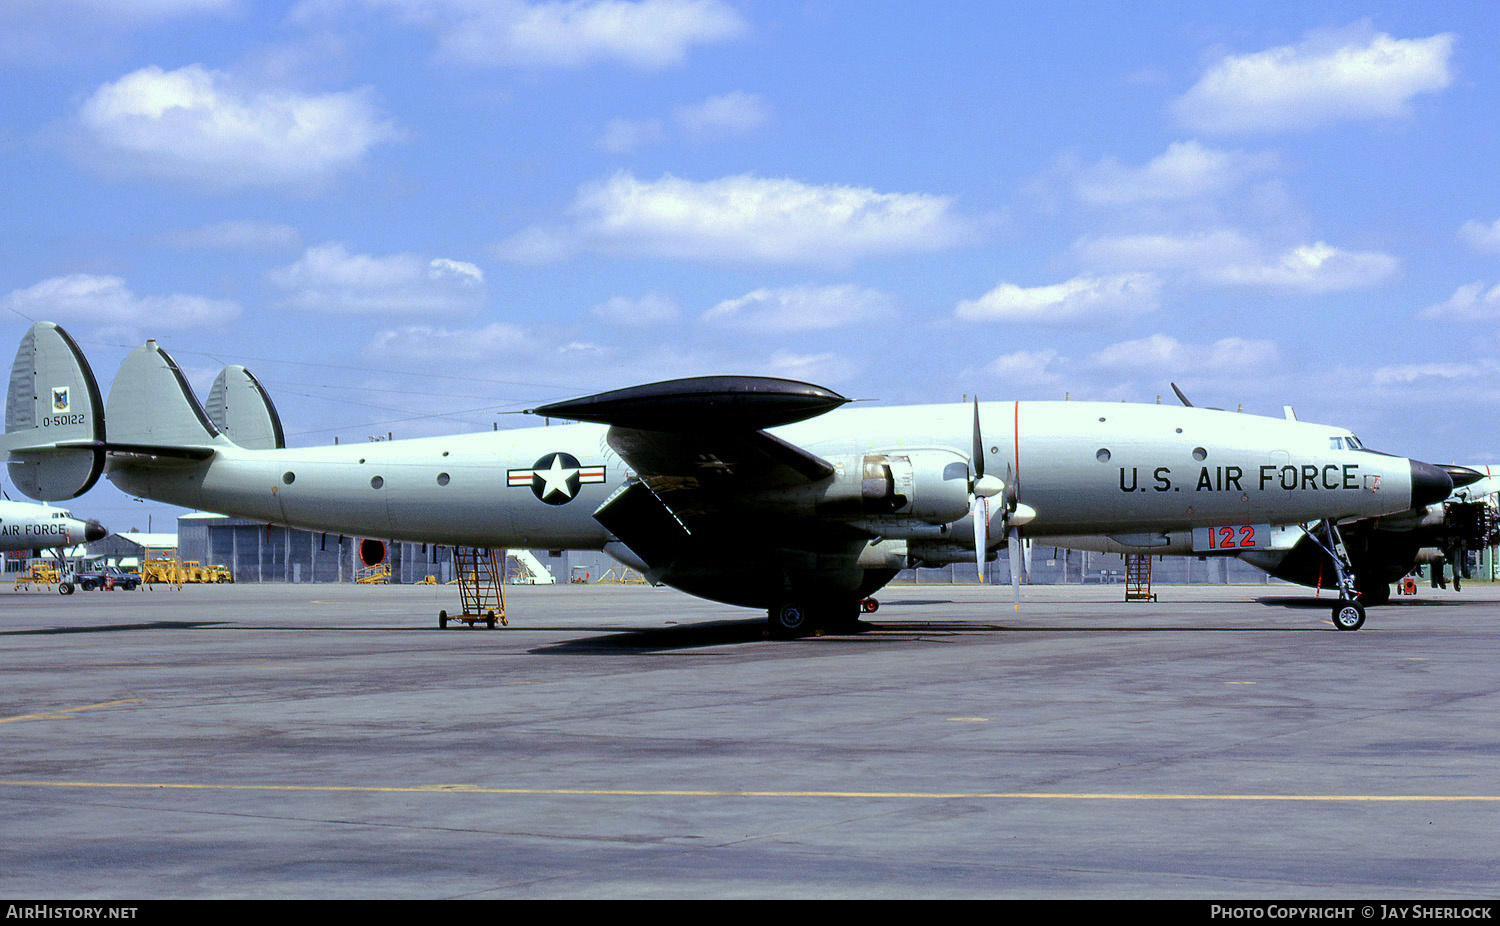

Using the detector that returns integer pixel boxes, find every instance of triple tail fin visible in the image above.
[106,339,224,449]
[205,365,285,450]
[1,323,233,501]
[1,322,106,500]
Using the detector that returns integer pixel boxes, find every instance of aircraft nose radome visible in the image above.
[1410,460,1454,507]
[1442,464,1486,490]
[84,519,107,542]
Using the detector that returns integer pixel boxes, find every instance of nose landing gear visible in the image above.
[1302,520,1368,631]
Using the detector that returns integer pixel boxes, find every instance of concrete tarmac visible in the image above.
[1,579,1498,899]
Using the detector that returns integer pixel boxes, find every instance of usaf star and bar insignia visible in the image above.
[508,452,606,505]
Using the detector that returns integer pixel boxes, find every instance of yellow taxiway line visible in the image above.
[0,779,1498,803]
[0,699,142,725]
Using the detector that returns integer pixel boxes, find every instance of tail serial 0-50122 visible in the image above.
[0,321,1457,635]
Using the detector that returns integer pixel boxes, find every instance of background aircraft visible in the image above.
[1,321,1456,635]
[0,497,106,554]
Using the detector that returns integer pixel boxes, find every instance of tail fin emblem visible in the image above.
[52,387,69,412]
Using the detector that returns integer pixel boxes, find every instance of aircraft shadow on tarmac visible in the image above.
[527,613,1346,654]
[530,619,778,653]
[1253,595,1466,610]
[0,620,228,636]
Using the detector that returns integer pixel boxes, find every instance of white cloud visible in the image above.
[673,91,771,140]
[590,292,680,325]
[498,171,973,266]
[703,284,895,331]
[596,117,665,153]
[954,273,1160,324]
[161,220,303,252]
[1089,334,1277,372]
[1458,219,1500,254]
[596,91,770,152]
[1418,282,1500,322]
[492,225,576,263]
[1368,362,1487,387]
[2,274,239,328]
[268,243,486,315]
[984,349,1063,383]
[365,322,532,362]
[1071,229,1257,272]
[763,351,857,384]
[1172,26,1455,133]
[312,0,747,70]
[1206,242,1397,291]
[1071,141,1276,205]
[75,64,399,188]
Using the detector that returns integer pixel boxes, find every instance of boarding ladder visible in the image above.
[441,547,507,628]
[1124,554,1156,602]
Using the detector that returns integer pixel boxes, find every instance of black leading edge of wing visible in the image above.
[528,375,849,431]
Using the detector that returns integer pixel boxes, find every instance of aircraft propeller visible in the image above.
[968,398,1004,584]
[970,398,1034,610]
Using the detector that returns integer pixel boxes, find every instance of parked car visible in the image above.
[76,566,141,591]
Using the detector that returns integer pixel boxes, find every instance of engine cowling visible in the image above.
[868,450,975,524]
[822,449,973,526]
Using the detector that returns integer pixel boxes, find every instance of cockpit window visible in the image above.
[1329,435,1364,451]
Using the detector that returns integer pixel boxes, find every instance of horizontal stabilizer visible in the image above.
[106,340,225,450]
[206,365,285,450]
[1,322,106,500]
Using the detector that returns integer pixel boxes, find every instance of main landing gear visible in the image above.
[1301,520,1366,631]
[767,598,879,638]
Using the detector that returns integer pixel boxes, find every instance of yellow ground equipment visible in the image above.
[142,556,186,589]
[199,563,233,583]
[440,547,506,629]
[354,563,390,584]
[13,561,59,591]
[597,565,647,584]
[1124,554,1157,602]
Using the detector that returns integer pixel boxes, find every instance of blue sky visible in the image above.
[3,1,1499,531]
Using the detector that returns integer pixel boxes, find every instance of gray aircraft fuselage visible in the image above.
[108,400,1421,554]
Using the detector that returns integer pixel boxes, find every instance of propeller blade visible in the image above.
[1008,527,1022,610]
[973,496,989,583]
[971,396,985,480]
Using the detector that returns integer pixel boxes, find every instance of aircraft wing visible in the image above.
[531,376,853,573]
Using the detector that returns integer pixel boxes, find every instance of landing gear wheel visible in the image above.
[860,598,879,614]
[1332,599,1366,631]
[768,602,812,639]
[486,611,497,629]
[439,609,448,629]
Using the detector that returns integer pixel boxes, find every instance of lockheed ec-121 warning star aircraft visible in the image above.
[0,321,1458,635]
[0,497,106,555]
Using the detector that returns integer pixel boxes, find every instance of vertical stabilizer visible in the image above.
[1,322,106,500]
[105,340,224,449]
[206,365,285,450]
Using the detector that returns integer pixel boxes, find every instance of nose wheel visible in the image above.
[1332,599,1366,631]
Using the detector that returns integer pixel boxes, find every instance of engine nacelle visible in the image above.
[907,539,996,567]
[818,448,973,527]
